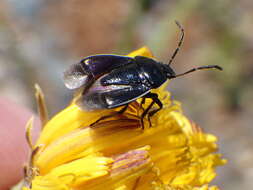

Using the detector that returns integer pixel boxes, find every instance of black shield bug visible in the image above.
[63,21,223,128]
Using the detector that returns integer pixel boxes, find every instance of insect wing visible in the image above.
[81,55,134,77]
[77,78,150,110]
[63,63,89,89]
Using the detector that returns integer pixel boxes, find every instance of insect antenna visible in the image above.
[172,65,223,78]
[167,20,184,65]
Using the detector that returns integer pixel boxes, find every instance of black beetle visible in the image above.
[63,21,222,127]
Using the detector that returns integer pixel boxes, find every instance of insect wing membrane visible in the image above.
[63,63,89,89]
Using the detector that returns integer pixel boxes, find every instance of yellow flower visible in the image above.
[22,47,226,190]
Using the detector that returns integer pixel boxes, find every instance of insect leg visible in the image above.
[147,95,163,124]
[140,97,146,111]
[140,100,155,129]
[118,104,129,114]
[140,92,163,128]
[90,104,129,127]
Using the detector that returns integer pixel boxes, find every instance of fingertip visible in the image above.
[0,97,40,189]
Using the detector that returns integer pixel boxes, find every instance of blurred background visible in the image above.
[0,0,253,189]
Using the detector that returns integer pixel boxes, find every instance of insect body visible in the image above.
[64,22,223,127]
[75,56,175,110]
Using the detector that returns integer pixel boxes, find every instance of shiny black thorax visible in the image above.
[100,56,168,89]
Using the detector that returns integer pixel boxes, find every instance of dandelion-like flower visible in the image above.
[21,47,226,190]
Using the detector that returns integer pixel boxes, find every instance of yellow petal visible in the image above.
[127,46,154,58]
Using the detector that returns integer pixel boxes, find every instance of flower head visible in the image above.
[22,47,226,190]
